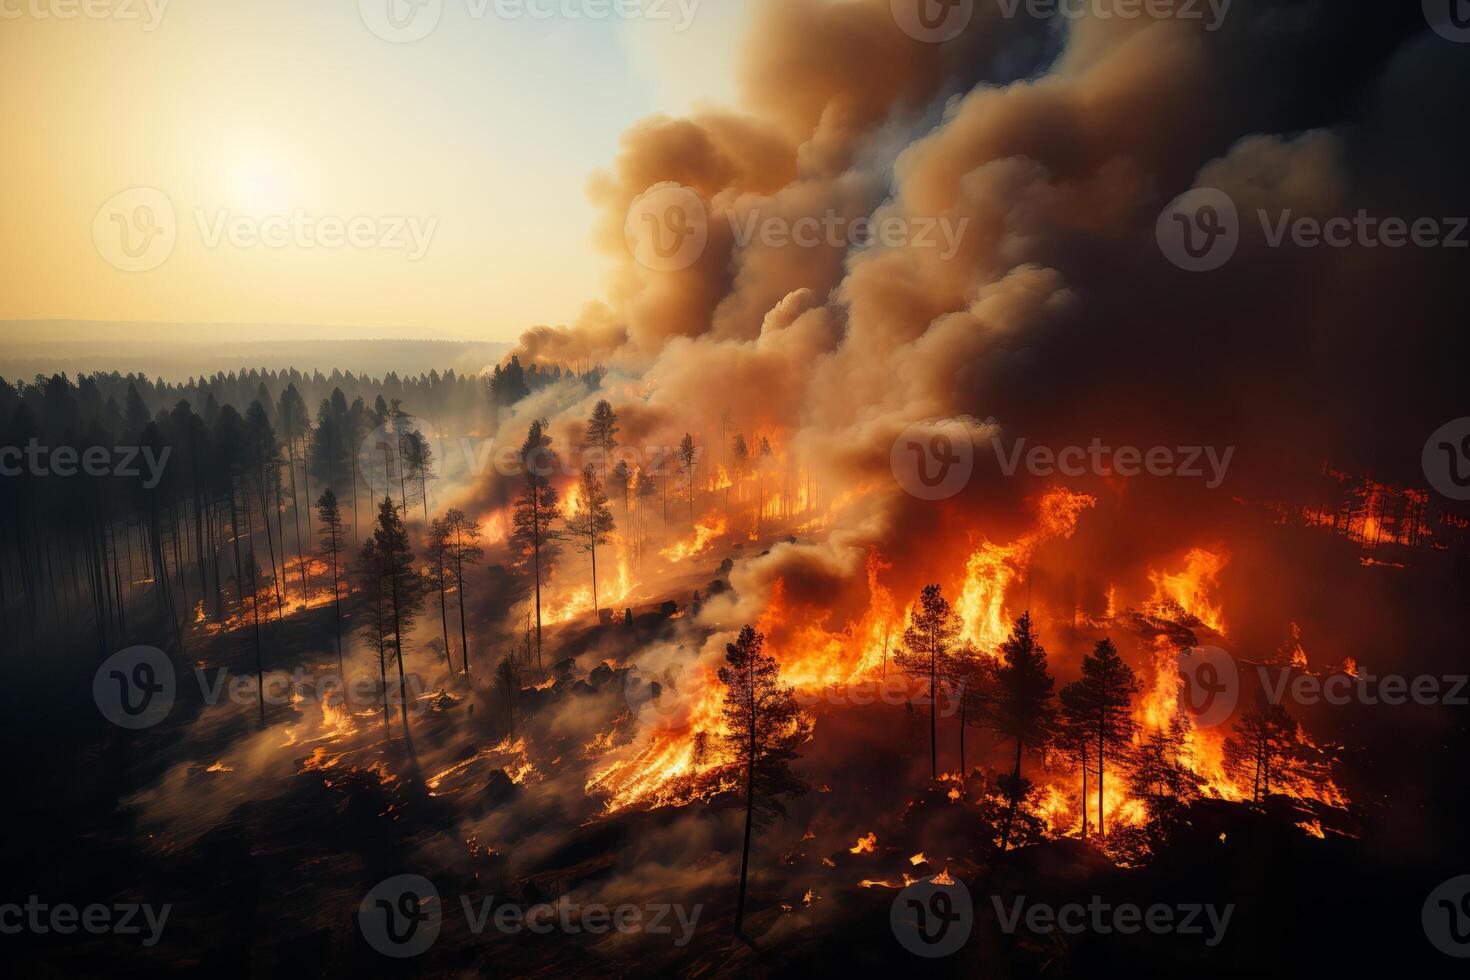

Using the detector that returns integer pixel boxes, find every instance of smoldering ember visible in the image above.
[2,2,1468,978]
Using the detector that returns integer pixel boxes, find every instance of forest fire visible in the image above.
[659,515,727,563]
[6,2,1464,975]
[1146,548,1229,635]
[955,489,1095,651]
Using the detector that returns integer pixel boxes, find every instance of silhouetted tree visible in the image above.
[894,584,962,781]
[610,459,631,528]
[1224,691,1302,804]
[988,612,1056,850]
[317,488,347,677]
[509,419,561,673]
[426,515,454,668]
[443,508,483,675]
[677,433,697,524]
[277,383,310,601]
[401,426,435,524]
[1130,704,1204,830]
[355,535,393,730]
[1058,638,1139,837]
[942,642,994,782]
[718,625,811,944]
[369,496,425,733]
[585,399,619,484]
[495,650,523,733]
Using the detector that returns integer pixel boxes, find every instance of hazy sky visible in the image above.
[0,0,744,342]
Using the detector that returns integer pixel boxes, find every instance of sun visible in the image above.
[223,147,296,212]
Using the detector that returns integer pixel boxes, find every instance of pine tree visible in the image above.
[1130,704,1204,829]
[894,584,962,781]
[1058,638,1140,837]
[988,612,1056,850]
[277,383,310,602]
[1224,691,1301,804]
[509,419,561,674]
[317,488,347,678]
[585,399,619,484]
[400,426,436,525]
[443,508,483,675]
[426,516,454,668]
[942,642,994,783]
[718,625,811,943]
[369,496,425,734]
[610,459,631,529]
[356,535,393,731]
[677,433,697,525]
[495,650,523,733]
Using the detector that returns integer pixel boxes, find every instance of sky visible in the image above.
[0,0,745,342]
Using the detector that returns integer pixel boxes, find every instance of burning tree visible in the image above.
[1224,691,1304,804]
[1057,638,1140,838]
[717,625,811,944]
[509,419,561,674]
[1129,704,1204,833]
[895,583,963,781]
[565,464,615,620]
[316,487,347,678]
[987,612,1057,850]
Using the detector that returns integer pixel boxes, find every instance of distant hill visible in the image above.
[0,328,514,383]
